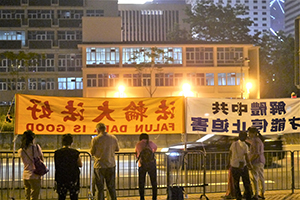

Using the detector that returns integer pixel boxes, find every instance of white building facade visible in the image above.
[79,41,260,99]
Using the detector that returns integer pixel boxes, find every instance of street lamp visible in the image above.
[246,82,253,98]
[237,57,250,99]
[179,83,194,97]
[114,85,126,97]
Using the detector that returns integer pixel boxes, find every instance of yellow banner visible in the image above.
[15,94,184,135]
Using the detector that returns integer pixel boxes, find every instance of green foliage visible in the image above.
[0,114,14,132]
[0,51,45,71]
[184,0,254,42]
[0,51,45,90]
[257,32,297,98]
[166,23,193,41]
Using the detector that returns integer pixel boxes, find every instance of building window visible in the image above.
[142,74,151,86]
[86,10,104,17]
[206,73,214,86]
[187,73,205,86]
[123,74,132,87]
[37,78,55,90]
[0,79,7,90]
[59,54,82,71]
[58,78,67,90]
[164,73,174,86]
[87,74,97,87]
[218,73,226,86]
[86,47,119,65]
[58,77,82,90]
[58,10,83,19]
[47,78,55,90]
[97,74,119,87]
[133,74,142,87]
[122,47,150,64]
[28,31,54,40]
[157,47,182,64]
[28,10,53,19]
[227,73,237,85]
[187,73,214,86]
[7,78,25,91]
[28,78,37,90]
[57,31,82,40]
[217,47,243,65]
[155,73,164,86]
[218,73,240,86]
[174,73,183,87]
[67,77,82,90]
[122,47,182,65]
[186,47,213,65]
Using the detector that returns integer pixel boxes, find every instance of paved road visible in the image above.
[115,190,300,200]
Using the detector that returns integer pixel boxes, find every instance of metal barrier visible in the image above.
[0,150,299,199]
[0,151,92,200]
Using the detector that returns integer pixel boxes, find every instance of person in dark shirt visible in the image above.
[54,134,82,200]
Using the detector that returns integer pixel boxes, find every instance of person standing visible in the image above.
[18,130,44,200]
[228,131,252,200]
[248,127,265,200]
[135,133,158,200]
[54,134,82,200]
[90,123,120,200]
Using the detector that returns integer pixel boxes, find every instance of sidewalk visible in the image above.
[117,190,300,200]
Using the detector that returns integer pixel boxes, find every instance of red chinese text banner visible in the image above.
[15,94,185,135]
[186,97,300,135]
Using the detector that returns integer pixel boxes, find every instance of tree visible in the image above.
[257,32,297,98]
[129,47,174,97]
[166,23,193,41]
[184,0,255,42]
[0,51,45,91]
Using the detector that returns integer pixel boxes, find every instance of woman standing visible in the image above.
[18,130,44,200]
[54,134,82,200]
[135,133,157,200]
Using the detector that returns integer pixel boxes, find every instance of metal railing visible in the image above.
[0,150,298,199]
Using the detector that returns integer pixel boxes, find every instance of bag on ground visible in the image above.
[167,185,184,200]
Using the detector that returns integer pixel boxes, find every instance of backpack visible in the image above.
[138,145,155,166]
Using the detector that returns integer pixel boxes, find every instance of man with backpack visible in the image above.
[135,133,158,200]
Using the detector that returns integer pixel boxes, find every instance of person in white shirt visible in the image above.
[228,131,252,200]
[90,123,120,200]
[18,130,44,200]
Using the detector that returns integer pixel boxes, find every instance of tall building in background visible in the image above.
[119,1,190,41]
[0,0,119,104]
[270,0,285,35]
[188,0,271,36]
[285,0,300,37]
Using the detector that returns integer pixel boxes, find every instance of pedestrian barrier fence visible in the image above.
[0,150,298,199]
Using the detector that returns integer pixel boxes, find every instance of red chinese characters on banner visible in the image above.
[61,101,84,122]
[155,100,175,121]
[93,101,115,122]
[27,99,53,120]
[123,101,148,122]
